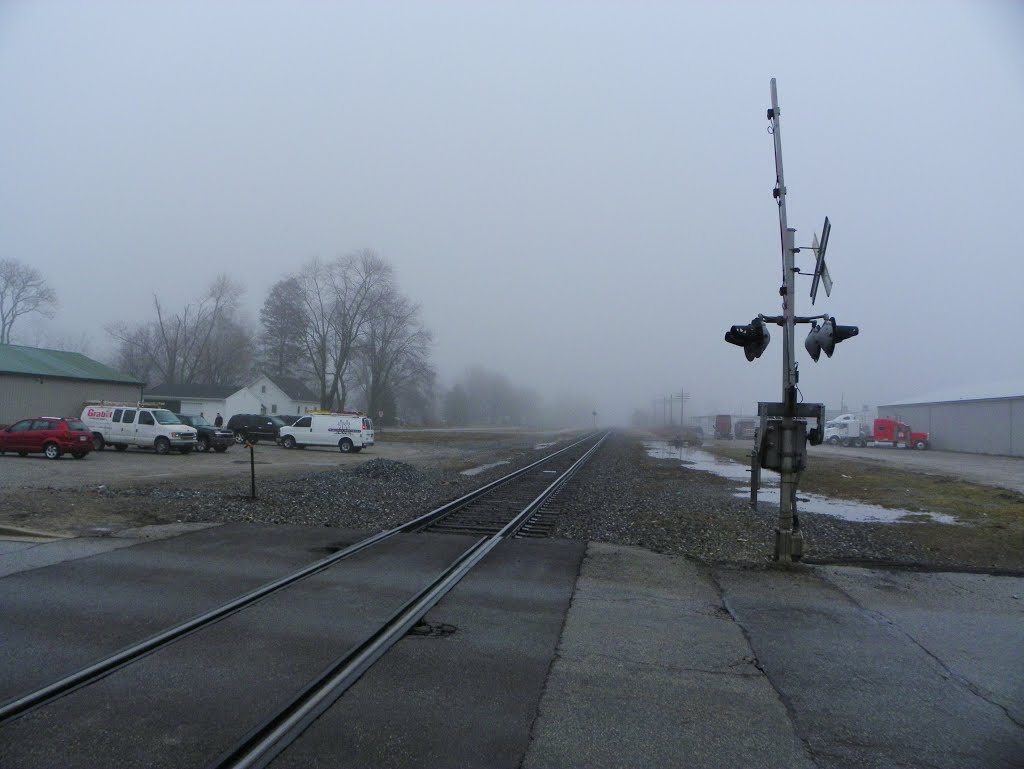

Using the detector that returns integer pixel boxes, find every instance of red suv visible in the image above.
[0,417,94,460]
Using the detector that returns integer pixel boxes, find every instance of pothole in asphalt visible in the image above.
[310,543,356,555]
[407,619,457,638]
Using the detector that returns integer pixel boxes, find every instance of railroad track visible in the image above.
[0,431,608,768]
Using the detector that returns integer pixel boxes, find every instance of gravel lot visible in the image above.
[1,430,1019,573]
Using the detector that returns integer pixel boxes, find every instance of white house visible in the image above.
[146,374,319,421]
[224,374,319,419]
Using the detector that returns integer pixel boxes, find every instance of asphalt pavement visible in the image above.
[0,526,1021,768]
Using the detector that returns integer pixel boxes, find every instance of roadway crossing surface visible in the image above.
[1,525,1021,768]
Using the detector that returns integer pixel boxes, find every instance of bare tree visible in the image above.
[289,251,395,410]
[199,314,254,385]
[325,250,392,411]
[445,366,539,426]
[356,287,434,424]
[0,259,58,344]
[107,275,246,385]
[293,257,336,408]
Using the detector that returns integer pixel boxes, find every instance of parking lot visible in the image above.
[0,438,471,492]
[808,442,1024,495]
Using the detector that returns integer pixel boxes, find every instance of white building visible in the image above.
[878,381,1024,457]
[146,374,319,421]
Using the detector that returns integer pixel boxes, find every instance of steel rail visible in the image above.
[215,432,609,769]
[0,432,601,725]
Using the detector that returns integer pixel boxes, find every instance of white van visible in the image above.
[279,412,374,453]
[81,404,198,454]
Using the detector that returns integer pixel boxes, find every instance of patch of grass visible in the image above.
[704,445,1024,529]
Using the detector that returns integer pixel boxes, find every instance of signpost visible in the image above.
[724,79,858,562]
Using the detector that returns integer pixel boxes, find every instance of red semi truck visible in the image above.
[824,415,930,450]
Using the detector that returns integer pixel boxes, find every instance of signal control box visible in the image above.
[758,419,808,473]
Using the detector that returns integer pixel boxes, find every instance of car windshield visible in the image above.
[189,415,211,427]
[153,410,182,425]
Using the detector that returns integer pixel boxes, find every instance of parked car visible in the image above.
[175,414,234,453]
[0,417,94,460]
[226,414,284,444]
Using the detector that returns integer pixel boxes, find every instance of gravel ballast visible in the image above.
[2,432,1017,572]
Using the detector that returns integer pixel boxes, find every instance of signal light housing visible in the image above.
[805,317,858,361]
[725,318,771,361]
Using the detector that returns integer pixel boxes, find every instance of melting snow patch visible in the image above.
[644,441,957,526]
[461,461,511,476]
[534,442,556,450]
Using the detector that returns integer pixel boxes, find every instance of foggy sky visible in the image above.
[2,1,1022,424]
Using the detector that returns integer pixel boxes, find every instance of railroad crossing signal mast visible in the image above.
[725,79,859,562]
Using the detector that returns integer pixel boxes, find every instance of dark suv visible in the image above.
[175,414,234,453]
[226,414,285,444]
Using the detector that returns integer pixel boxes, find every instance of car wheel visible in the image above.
[154,437,171,455]
[72,453,86,459]
[214,445,228,453]
[338,438,354,453]
[93,434,105,451]
[197,436,210,452]
[44,442,62,460]
[914,440,927,450]
[827,436,840,446]
[234,431,246,444]
[282,435,296,449]
[115,444,128,452]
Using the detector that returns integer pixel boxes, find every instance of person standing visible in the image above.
[214,413,223,427]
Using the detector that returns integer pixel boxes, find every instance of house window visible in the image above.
[271,404,277,414]
[260,405,267,415]
[261,385,266,393]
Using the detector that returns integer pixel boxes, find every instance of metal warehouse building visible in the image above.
[0,344,144,425]
[878,383,1024,457]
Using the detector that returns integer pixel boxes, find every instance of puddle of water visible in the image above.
[643,442,761,483]
[461,461,511,476]
[643,441,957,526]
[534,442,556,450]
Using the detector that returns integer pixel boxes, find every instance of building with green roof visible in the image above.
[0,343,144,425]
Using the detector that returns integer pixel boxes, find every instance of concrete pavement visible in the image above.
[1,528,1021,767]
[527,543,1024,768]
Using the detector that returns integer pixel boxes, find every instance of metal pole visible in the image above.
[769,78,802,562]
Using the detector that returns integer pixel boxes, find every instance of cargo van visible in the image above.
[278,412,374,453]
[81,404,198,454]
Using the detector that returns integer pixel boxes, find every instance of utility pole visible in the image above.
[724,78,858,563]
[769,79,803,562]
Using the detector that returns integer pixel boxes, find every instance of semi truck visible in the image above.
[823,415,930,450]
[734,419,757,440]
[714,414,733,440]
